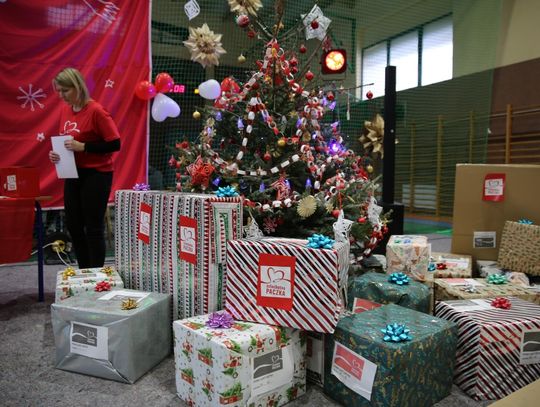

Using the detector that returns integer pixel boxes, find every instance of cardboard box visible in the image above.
[173,313,306,407]
[0,167,40,198]
[491,378,540,406]
[451,164,540,261]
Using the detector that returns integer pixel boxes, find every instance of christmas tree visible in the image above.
[170,1,389,263]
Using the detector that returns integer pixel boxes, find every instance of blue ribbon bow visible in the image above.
[382,323,412,342]
[216,186,239,197]
[388,272,410,285]
[428,263,436,272]
[518,218,533,225]
[307,234,335,249]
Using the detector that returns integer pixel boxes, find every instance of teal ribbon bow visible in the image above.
[216,186,239,197]
[388,272,410,285]
[307,234,335,249]
[487,274,507,285]
[518,218,533,225]
[382,323,412,342]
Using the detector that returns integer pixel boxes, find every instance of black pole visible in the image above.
[383,66,396,203]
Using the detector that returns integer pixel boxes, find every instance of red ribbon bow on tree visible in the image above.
[187,157,215,188]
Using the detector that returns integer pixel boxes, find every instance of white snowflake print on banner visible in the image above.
[82,0,119,24]
[17,84,46,111]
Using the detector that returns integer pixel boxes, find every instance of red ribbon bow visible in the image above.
[491,297,511,309]
[95,281,112,292]
[436,262,447,270]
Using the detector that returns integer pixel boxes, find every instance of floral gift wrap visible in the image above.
[348,272,431,313]
[434,278,540,305]
[55,266,124,303]
[323,304,458,407]
[386,235,431,281]
[430,252,472,279]
[51,289,171,384]
[435,298,540,400]
[173,312,306,407]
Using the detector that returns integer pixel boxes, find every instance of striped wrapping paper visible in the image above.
[435,298,540,400]
[225,238,350,333]
[114,190,243,320]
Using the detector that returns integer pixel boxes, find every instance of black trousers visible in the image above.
[64,168,113,268]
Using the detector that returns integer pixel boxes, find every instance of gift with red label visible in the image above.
[114,190,243,320]
[173,312,306,407]
[348,272,431,313]
[323,304,457,406]
[0,167,40,197]
[225,237,350,333]
[435,297,540,400]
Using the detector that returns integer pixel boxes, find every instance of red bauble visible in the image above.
[155,72,174,93]
[366,90,373,100]
[290,57,298,66]
[251,82,260,90]
[299,44,307,53]
[291,66,299,74]
[305,71,314,81]
[247,30,256,39]
[263,152,271,161]
[236,14,250,28]
[357,217,366,223]
[326,91,335,101]
[310,20,319,29]
[331,209,341,218]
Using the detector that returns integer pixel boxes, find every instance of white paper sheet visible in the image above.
[51,135,78,179]
[70,321,108,360]
[97,290,150,303]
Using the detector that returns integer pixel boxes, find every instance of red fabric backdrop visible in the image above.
[0,0,150,208]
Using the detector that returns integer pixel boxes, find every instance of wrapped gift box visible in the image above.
[435,298,540,400]
[323,304,457,406]
[173,313,306,407]
[225,237,350,333]
[430,252,472,278]
[434,278,540,305]
[55,266,124,302]
[348,272,430,313]
[497,221,540,276]
[114,190,243,319]
[386,235,431,281]
[51,289,171,383]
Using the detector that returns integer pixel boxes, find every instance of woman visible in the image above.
[49,68,121,268]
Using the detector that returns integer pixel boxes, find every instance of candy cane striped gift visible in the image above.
[225,238,350,333]
[435,297,540,400]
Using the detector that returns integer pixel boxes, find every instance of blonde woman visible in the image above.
[49,67,120,268]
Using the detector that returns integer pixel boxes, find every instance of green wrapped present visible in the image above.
[348,272,431,313]
[323,304,457,406]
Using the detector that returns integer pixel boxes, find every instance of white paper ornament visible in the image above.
[367,196,383,225]
[301,5,331,41]
[184,0,200,21]
[333,210,354,243]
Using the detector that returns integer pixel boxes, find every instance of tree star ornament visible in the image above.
[183,23,226,68]
[301,5,331,41]
[360,113,385,157]
[228,0,263,16]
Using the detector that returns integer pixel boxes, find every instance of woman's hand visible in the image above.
[64,138,85,152]
[49,151,60,163]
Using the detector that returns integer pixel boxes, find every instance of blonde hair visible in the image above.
[53,67,90,106]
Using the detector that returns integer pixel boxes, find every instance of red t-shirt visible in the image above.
[58,100,120,172]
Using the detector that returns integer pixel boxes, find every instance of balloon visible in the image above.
[151,93,180,122]
[198,79,221,100]
[135,80,157,100]
[155,73,174,93]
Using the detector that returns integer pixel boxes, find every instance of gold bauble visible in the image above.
[193,110,201,120]
[194,88,199,94]
[238,54,246,64]
[367,164,374,173]
[277,138,286,147]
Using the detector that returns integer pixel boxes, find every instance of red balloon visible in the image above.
[135,80,157,100]
[155,73,174,93]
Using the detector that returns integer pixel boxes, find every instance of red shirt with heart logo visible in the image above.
[59,100,120,172]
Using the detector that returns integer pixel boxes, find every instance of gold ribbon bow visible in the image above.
[121,298,138,310]
[360,113,385,158]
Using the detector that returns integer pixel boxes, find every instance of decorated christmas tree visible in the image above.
[170,0,389,263]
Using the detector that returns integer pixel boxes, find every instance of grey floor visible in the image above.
[0,234,493,406]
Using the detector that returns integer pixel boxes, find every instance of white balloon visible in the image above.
[198,79,221,100]
[151,93,180,122]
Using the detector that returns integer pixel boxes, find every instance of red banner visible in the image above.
[0,0,150,208]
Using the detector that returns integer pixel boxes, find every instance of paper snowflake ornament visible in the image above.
[228,0,263,16]
[333,210,354,243]
[367,196,383,225]
[301,5,331,41]
[183,23,226,68]
[244,215,264,240]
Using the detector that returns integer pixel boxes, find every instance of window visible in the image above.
[361,15,452,99]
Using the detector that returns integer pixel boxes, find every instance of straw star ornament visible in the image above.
[227,0,263,16]
[183,24,226,68]
[360,113,385,157]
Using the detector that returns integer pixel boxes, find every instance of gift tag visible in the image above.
[70,321,108,360]
[184,0,200,21]
[520,329,540,365]
[331,341,377,401]
[257,253,296,311]
[352,298,382,313]
[138,202,152,244]
[179,215,197,264]
[482,173,505,201]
